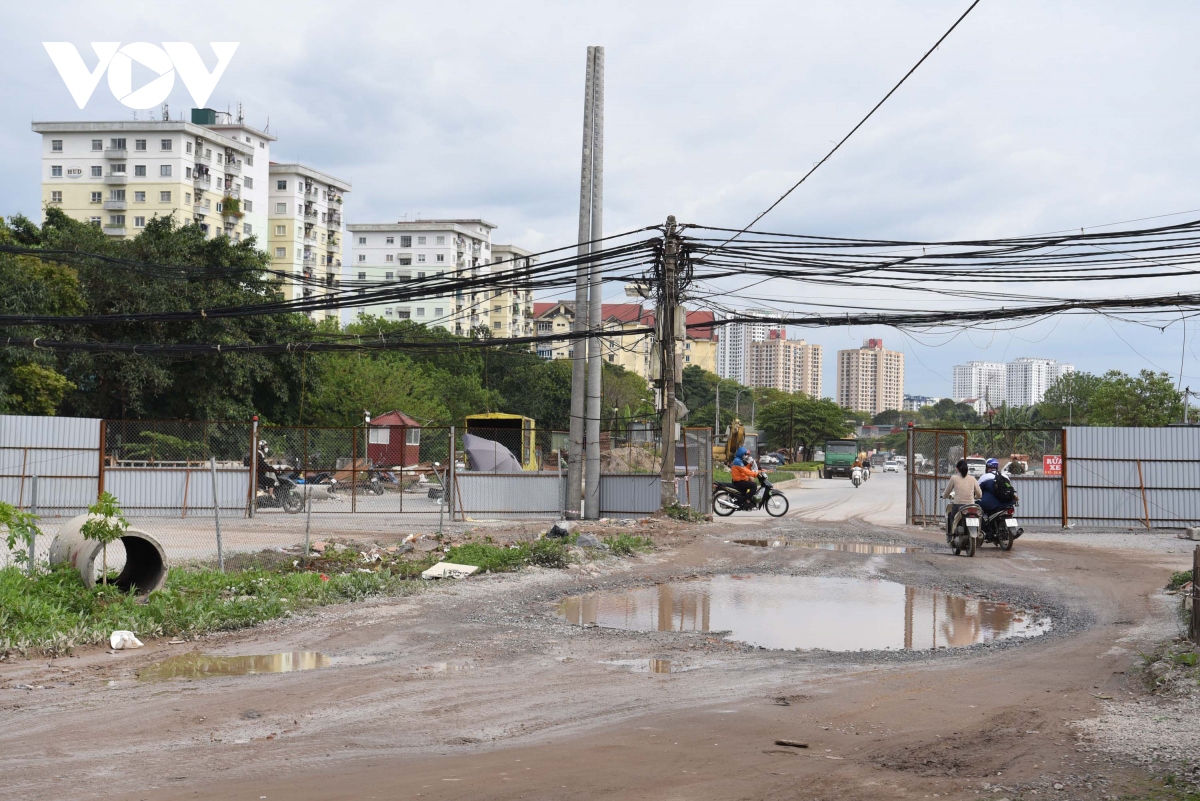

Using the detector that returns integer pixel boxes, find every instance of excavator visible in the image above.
[712,419,746,466]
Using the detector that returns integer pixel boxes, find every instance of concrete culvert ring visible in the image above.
[49,514,169,594]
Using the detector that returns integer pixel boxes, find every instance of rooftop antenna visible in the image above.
[132,109,138,120]
[237,102,244,123]
[162,102,170,121]
[263,117,269,133]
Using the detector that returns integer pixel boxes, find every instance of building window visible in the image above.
[110,189,125,201]
[399,257,412,266]
[494,321,502,330]
[90,191,101,202]
[243,176,253,189]
[134,139,148,151]
[259,141,265,148]
[108,137,125,150]
[185,166,192,179]
[160,165,172,177]
[273,202,286,214]
[275,247,286,258]
[436,254,444,262]
[244,200,253,212]
[50,165,63,177]
[186,142,193,154]
[134,216,146,227]
[274,225,286,236]
[434,307,444,317]
[244,223,252,234]
[133,165,146,177]
[205,149,212,160]
[90,166,102,177]
[109,215,125,226]
[91,139,102,151]
[320,255,325,265]
[358,271,366,280]
[416,308,425,317]
[184,193,190,204]
[417,271,426,279]
[245,155,253,167]
[51,139,62,152]
[417,236,426,245]
[386,271,394,280]
[160,139,172,151]
[386,236,394,244]
[50,190,62,203]
[111,163,126,174]
[435,235,446,245]
[160,191,171,202]
[276,179,287,190]
[358,254,366,262]
[89,216,101,226]
[358,236,366,245]
[400,235,411,247]
[385,254,394,262]
[385,308,394,316]
[417,254,426,263]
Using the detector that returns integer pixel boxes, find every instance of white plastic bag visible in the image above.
[110,630,144,650]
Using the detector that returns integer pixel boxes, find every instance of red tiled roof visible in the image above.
[686,310,715,340]
[371,410,421,427]
[533,302,559,317]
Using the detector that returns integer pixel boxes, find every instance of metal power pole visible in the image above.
[659,215,681,509]
[584,46,605,520]
[566,46,597,519]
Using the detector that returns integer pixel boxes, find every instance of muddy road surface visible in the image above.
[1,502,1193,800]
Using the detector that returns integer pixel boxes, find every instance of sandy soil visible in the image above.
[1,476,1194,800]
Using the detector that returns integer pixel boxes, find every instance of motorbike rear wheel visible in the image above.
[997,528,1014,551]
[764,491,789,517]
[967,534,977,557]
[713,490,737,517]
[282,490,304,514]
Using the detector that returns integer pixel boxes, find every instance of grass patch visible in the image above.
[602,533,654,556]
[663,503,705,522]
[1169,570,1193,590]
[778,462,821,472]
[443,539,568,572]
[0,563,416,658]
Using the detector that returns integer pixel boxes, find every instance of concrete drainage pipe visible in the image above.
[49,514,169,594]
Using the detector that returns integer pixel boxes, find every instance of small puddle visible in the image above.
[733,539,922,554]
[138,651,330,682]
[602,658,688,674]
[557,576,1049,651]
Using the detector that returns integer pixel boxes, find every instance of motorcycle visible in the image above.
[980,501,1023,551]
[713,473,790,517]
[256,468,305,514]
[851,465,864,488]
[947,502,985,557]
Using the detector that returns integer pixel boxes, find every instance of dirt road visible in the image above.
[1,510,1193,800]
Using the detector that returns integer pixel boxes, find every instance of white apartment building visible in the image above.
[268,164,351,319]
[344,219,496,334]
[952,361,1007,411]
[903,395,943,412]
[836,338,905,415]
[745,332,823,397]
[715,309,786,383]
[33,110,273,242]
[1006,357,1074,407]
[489,245,536,338]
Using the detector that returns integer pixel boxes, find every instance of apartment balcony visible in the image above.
[103,148,127,159]
[302,255,317,267]
[196,152,211,165]
[302,206,318,220]
[327,241,340,254]
[327,211,342,227]
[193,203,208,216]
[102,226,126,237]
[303,234,317,244]
[194,174,212,188]
[224,187,240,200]
[224,159,241,175]
[103,173,128,184]
[223,213,241,224]
[103,200,127,210]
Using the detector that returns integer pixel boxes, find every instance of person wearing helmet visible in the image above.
[977,458,1005,514]
[730,446,759,506]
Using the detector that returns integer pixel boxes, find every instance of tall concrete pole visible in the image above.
[583,46,605,520]
[660,215,680,509]
[566,46,596,519]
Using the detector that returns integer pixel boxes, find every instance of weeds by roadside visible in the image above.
[663,503,706,522]
[602,534,653,556]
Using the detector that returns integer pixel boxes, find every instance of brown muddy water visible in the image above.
[732,539,923,554]
[138,651,330,681]
[557,575,1050,651]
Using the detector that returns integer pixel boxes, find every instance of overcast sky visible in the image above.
[3,1,1199,398]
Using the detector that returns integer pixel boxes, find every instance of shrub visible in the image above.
[80,492,128,585]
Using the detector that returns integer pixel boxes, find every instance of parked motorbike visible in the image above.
[713,473,789,517]
[947,502,985,556]
[980,502,1023,551]
[851,465,864,488]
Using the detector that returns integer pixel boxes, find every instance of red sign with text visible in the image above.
[1043,454,1062,476]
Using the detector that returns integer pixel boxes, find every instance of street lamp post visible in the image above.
[715,378,736,437]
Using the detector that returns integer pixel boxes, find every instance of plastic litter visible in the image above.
[547,520,579,539]
[422,562,480,580]
[109,631,144,650]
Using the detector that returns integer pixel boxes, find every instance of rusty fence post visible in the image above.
[1192,545,1199,642]
[97,420,107,499]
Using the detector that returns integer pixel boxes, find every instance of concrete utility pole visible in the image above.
[566,46,598,519]
[584,46,605,520]
[659,215,681,509]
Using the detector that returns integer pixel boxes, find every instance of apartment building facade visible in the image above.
[267,164,351,319]
[344,220,499,334]
[836,338,905,415]
[951,361,1007,411]
[715,309,785,384]
[1006,357,1074,407]
[489,245,536,339]
[33,113,272,242]
[745,331,822,397]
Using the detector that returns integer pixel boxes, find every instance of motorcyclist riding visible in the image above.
[942,458,981,540]
[977,458,1006,515]
[730,446,758,505]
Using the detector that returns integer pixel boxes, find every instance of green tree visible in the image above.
[1090,369,1183,427]
[80,492,129,586]
[5,363,76,415]
[756,395,850,460]
[1037,372,1103,425]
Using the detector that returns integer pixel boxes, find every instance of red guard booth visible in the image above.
[367,410,422,467]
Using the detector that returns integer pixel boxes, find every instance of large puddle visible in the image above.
[733,540,923,554]
[557,576,1049,651]
[139,651,330,681]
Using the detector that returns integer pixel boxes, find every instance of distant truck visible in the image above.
[823,439,858,479]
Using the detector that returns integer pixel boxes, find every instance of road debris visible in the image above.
[773,739,809,748]
[422,562,480,580]
[109,631,144,650]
